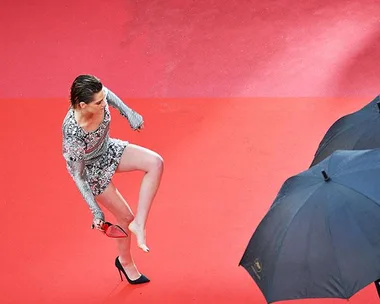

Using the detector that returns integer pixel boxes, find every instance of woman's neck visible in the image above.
[74,108,94,124]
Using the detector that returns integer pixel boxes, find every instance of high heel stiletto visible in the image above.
[115,257,150,285]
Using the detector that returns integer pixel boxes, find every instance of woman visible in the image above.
[62,74,163,284]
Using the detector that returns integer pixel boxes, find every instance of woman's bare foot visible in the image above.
[128,220,149,252]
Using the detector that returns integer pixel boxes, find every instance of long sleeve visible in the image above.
[104,87,144,130]
[63,136,105,221]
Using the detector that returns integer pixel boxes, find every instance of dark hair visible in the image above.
[70,74,103,107]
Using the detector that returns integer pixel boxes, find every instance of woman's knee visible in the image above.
[150,153,164,173]
[117,212,135,225]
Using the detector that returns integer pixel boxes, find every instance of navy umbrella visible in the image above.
[310,95,380,167]
[239,148,380,303]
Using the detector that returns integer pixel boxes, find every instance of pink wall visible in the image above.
[2,0,380,98]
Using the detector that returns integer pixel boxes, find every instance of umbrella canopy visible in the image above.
[239,148,380,303]
[310,95,380,167]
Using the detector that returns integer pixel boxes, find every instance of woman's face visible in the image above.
[80,90,106,114]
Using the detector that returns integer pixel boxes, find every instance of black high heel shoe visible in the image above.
[115,257,150,284]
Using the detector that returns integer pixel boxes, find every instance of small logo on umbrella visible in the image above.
[250,258,262,280]
[254,258,262,272]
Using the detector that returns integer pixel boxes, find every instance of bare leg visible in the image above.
[116,144,164,252]
[96,182,142,280]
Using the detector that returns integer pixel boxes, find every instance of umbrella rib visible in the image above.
[326,185,347,295]
[326,213,345,296]
[345,203,380,296]
[351,119,376,149]
[270,183,324,293]
[330,180,380,211]
[335,166,380,179]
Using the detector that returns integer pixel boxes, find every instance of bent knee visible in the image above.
[149,153,164,173]
[117,213,135,225]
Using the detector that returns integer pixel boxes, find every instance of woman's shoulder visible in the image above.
[62,109,85,142]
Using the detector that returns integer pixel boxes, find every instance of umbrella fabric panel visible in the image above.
[239,180,323,295]
[270,186,348,301]
[310,96,380,167]
[327,189,380,297]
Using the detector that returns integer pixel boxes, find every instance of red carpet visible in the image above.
[2,97,380,304]
[2,0,380,303]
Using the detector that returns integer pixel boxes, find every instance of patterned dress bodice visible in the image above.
[62,103,112,164]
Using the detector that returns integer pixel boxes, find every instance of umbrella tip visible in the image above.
[321,170,330,182]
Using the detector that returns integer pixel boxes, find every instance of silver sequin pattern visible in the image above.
[62,87,144,221]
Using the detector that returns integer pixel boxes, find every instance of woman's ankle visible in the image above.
[129,219,146,229]
[118,256,134,267]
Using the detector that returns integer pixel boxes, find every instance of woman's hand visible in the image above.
[137,123,144,132]
[92,218,105,231]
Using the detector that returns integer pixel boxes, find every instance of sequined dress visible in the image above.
[62,87,143,221]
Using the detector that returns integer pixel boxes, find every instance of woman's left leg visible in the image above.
[116,143,164,252]
[96,182,142,280]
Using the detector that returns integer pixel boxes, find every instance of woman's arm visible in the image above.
[63,136,105,221]
[104,86,144,130]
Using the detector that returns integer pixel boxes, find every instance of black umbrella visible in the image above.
[310,95,380,167]
[239,148,380,303]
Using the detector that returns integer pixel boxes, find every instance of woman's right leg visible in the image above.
[96,182,142,280]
